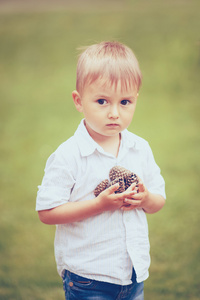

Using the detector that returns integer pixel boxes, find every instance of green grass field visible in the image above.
[0,0,200,299]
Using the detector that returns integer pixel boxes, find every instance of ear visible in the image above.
[72,90,83,112]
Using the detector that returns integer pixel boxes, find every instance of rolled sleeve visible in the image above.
[36,150,76,211]
[144,143,166,199]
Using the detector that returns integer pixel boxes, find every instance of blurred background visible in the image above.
[0,0,199,299]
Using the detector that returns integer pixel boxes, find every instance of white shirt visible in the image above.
[36,119,166,285]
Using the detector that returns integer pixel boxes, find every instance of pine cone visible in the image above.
[124,173,139,190]
[94,166,139,197]
[94,179,109,197]
[109,166,132,181]
[108,177,125,194]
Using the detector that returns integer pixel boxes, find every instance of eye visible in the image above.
[121,100,130,106]
[97,99,107,105]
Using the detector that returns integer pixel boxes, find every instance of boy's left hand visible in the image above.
[121,179,149,211]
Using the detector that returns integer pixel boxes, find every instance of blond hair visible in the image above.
[76,41,142,95]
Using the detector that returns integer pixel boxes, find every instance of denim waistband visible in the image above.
[63,268,137,285]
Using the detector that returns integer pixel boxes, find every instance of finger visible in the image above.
[138,181,145,193]
[121,189,137,199]
[131,193,143,200]
[112,190,133,201]
[126,182,137,192]
[106,183,119,195]
[121,202,141,211]
[124,198,142,206]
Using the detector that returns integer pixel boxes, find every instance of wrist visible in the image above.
[94,194,105,214]
[143,192,165,214]
[142,190,153,212]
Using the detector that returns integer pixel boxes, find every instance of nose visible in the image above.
[108,105,119,119]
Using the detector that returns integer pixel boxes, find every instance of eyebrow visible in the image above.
[95,94,136,100]
[122,95,136,99]
[95,95,107,98]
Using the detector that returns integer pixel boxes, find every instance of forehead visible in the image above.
[82,77,138,96]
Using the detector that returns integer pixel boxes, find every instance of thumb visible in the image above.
[138,181,145,193]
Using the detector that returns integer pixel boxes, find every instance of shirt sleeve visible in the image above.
[36,148,76,211]
[143,143,166,199]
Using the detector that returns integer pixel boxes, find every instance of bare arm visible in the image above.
[38,183,137,225]
[38,198,103,225]
[142,192,165,214]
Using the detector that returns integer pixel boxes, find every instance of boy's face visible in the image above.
[72,78,138,142]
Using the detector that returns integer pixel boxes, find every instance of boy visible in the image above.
[36,41,166,300]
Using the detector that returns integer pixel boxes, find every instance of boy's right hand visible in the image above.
[96,183,137,212]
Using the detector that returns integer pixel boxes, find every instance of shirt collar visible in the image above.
[121,129,141,151]
[74,120,101,157]
[74,119,141,157]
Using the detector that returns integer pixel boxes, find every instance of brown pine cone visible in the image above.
[109,166,132,181]
[94,166,139,197]
[124,173,139,190]
[94,179,109,197]
[108,177,125,194]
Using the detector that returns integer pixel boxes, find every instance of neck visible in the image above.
[92,132,121,157]
[84,120,121,157]
[100,134,121,157]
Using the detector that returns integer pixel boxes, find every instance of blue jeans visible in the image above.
[62,269,144,300]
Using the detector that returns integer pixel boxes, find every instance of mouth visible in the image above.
[106,124,120,127]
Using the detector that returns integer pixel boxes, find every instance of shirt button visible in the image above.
[69,282,73,287]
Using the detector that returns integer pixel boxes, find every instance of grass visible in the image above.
[0,0,200,299]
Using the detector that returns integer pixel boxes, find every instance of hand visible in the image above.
[121,179,149,211]
[96,183,137,212]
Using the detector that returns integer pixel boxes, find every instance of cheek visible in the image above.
[83,108,104,125]
[121,109,135,126]
[82,104,95,117]
[123,108,135,118]
[129,105,136,116]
